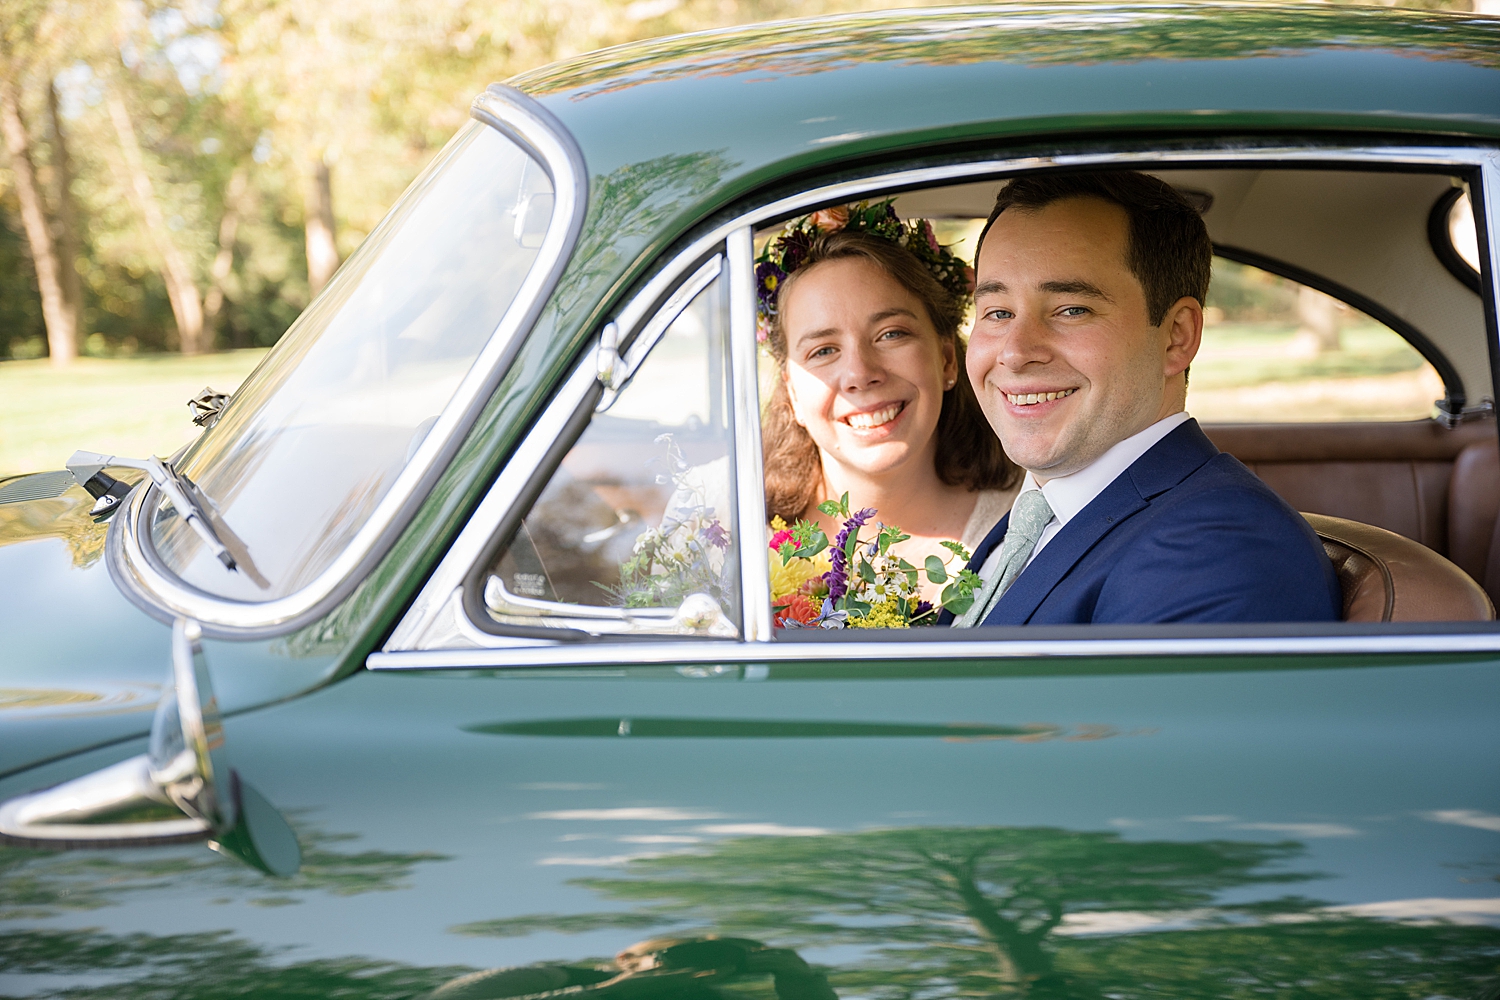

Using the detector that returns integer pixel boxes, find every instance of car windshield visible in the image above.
[150,120,555,601]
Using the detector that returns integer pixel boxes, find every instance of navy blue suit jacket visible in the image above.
[948,420,1342,626]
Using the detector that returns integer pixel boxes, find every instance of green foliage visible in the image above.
[0,819,449,921]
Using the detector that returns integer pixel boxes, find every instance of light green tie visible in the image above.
[952,489,1055,628]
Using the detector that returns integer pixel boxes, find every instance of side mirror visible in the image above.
[0,620,301,877]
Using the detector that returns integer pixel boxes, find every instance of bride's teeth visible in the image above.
[847,403,901,429]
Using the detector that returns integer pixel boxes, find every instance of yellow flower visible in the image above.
[849,598,910,629]
[770,516,788,532]
[768,549,830,602]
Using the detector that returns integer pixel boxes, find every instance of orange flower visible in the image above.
[773,593,820,628]
[808,206,849,232]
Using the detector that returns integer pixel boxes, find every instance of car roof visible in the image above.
[505,4,1498,405]
[516,3,1500,207]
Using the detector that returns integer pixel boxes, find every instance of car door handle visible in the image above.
[0,619,301,877]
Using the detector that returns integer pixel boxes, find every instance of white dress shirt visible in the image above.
[978,411,1193,580]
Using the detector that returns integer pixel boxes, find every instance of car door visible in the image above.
[5,185,1499,1000]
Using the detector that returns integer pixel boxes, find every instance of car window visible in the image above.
[483,269,740,637]
[152,121,559,602]
[1189,258,1443,423]
[861,217,1447,425]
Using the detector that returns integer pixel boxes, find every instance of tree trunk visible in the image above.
[304,156,338,296]
[46,79,84,340]
[1294,286,1342,355]
[0,77,76,366]
[104,84,206,354]
[203,167,248,322]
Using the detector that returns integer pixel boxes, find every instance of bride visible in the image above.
[760,203,1019,602]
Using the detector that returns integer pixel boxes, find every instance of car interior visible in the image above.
[477,160,1499,640]
[892,166,1497,623]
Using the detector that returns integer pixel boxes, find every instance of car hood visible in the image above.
[0,478,339,780]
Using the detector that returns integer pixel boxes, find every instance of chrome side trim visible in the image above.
[368,630,1500,670]
[728,226,773,643]
[107,86,589,638]
[385,138,1500,656]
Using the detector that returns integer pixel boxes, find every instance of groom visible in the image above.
[949,171,1341,627]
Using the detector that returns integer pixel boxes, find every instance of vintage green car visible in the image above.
[4,3,1500,996]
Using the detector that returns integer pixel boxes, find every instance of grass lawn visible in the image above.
[0,350,270,478]
[0,321,1442,482]
[1187,321,1438,422]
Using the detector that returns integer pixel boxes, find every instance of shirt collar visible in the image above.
[1016,412,1193,527]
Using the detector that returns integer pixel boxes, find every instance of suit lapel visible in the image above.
[986,476,1148,624]
[985,420,1221,625]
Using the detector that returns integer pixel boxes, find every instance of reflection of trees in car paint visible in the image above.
[0,488,106,568]
[425,935,836,1000]
[0,927,469,1000]
[4,826,1498,997]
[515,8,1500,99]
[0,821,448,922]
[454,826,1500,999]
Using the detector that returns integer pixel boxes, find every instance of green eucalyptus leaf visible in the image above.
[925,555,947,583]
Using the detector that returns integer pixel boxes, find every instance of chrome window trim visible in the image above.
[369,630,1500,671]
[598,255,723,412]
[380,138,1500,665]
[1480,152,1500,411]
[387,250,734,650]
[727,226,774,643]
[106,85,589,639]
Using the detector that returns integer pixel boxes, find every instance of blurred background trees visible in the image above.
[0,0,1484,366]
[0,0,954,364]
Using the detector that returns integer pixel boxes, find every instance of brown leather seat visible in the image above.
[1206,421,1500,606]
[1303,512,1495,622]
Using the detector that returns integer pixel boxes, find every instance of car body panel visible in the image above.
[0,484,338,777]
[4,654,1499,994]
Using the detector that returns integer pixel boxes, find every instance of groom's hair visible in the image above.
[976,170,1212,325]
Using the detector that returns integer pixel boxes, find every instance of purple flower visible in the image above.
[913,600,934,619]
[824,507,875,601]
[700,520,730,550]
[756,260,787,319]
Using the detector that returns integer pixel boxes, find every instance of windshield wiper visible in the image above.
[68,450,239,572]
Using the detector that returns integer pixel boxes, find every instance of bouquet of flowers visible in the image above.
[613,435,733,611]
[769,493,981,629]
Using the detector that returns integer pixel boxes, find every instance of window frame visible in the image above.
[475,252,746,636]
[107,85,590,640]
[375,140,1500,669]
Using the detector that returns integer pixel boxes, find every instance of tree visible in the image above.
[103,79,206,354]
[0,0,77,365]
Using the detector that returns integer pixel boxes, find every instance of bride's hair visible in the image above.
[761,229,1018,524]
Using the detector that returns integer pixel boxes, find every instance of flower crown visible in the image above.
[754,199,974,342]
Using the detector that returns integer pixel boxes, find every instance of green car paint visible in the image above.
[2,4,1499,995]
